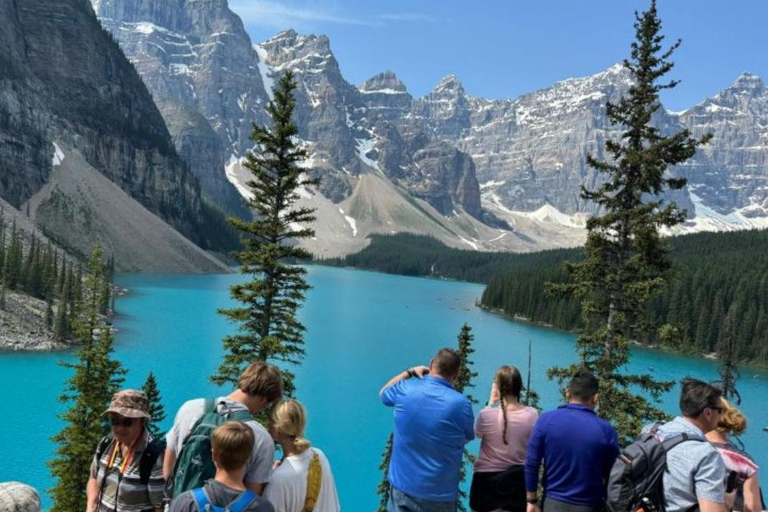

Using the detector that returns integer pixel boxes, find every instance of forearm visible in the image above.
[379,367,425,396]
[163,449,177,480]
[86,477,99,512]
[380,370,411,395]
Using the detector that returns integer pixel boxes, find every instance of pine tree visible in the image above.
[49,244,125,512]
[142,371,166,435]
[375,433,394,512]
[213,71,318,395]
[717,304,741,404]
[546,1,711,444]
[454,323,478,512]
[522,340,541,410]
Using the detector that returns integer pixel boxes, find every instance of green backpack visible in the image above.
[169,399,254,498]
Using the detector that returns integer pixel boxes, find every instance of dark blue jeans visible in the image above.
[388,487,457,512]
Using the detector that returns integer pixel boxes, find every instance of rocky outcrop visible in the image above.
[359,71,413,121]
[407,140,482,219]
[0,482,41,512]
[93,0,269,214]
[0,0,235,253]
[676,73,768,216]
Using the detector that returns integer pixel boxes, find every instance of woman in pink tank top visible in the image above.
[470,366,539,512]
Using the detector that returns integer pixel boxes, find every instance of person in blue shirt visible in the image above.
[380,348,475,512]
[524,370,619,512]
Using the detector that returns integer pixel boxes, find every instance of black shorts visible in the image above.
[469,465,526,512]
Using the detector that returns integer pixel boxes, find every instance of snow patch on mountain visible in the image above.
[339,208,358,236]
[254,45,275,100]
[225,155,253,200]
[52,142,65,167]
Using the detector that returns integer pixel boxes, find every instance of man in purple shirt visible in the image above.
[380,348,475,512]
[525,370,619,512]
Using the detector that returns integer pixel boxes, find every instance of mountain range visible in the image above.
[2,0,766,266]
[91,0,768,257]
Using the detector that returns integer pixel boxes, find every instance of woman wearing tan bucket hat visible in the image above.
[86,389,166,512]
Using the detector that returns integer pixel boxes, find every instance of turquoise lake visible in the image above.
[1,265,767,510]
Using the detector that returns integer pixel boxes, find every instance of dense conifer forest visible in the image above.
[323,230,768,365]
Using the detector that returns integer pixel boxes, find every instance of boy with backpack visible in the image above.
[164,362,283,498]
[169,421,275,512]
[606,378,728,512]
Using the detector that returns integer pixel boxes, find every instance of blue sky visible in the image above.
[228,0,768,111]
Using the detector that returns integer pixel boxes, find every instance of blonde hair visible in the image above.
[716,397,747,435]
[271,399,311,453]
[212,421,255,471]
[237,362,283,402]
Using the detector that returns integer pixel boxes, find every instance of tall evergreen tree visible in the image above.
[49,244,125,512]
[454,323,478,512]
[717,304,741,404]
[213,71,318,395]
[547,1,711,443]
[375,433,394,512]
[142,371,166,435]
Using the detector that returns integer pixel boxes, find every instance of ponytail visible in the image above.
[500,395,509,445]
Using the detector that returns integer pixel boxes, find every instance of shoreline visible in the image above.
[478,304,768,372]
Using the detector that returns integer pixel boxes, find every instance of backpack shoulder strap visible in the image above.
[661,431,706,452]
[226,490,256,512]
[302,450,323,512]
[227,409,254,422]
[193,487,213,511]
[139,437,165,485]
[96,435,114,462]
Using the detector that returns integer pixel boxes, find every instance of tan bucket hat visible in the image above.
[104,389,150,419]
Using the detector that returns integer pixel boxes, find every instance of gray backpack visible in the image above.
[606,424,705,512]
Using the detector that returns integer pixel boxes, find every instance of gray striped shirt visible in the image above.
[90,432,165,512]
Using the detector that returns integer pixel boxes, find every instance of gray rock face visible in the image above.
[0,0,231,250]
[258,30,363,201]
[411,75,472,140]
[408,140,482,218]
[360,71,413,121]
[93,0,268,214]
[0,482,41,512]
[676,73,768,216]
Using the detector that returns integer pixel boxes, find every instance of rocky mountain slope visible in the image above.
[92,2,768,254]
[0,0,235,261]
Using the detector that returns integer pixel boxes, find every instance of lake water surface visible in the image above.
[1,265,766,510]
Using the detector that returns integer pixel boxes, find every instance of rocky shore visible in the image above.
[0,290,67,351]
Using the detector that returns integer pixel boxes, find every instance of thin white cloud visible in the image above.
[228,0,376,28]
[228,1,444,29]
[376,13,441,24]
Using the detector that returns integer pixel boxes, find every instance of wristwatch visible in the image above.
[526,497,539,505]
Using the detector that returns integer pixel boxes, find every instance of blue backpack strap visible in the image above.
[226,490,256,512]
[192,487,213,511]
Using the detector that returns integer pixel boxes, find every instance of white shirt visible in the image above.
[264,448,340,512]
[166,397,274,485]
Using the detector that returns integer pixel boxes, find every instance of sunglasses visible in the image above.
[110,416,136,427]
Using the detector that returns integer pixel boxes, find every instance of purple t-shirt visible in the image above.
[474,405,538,472]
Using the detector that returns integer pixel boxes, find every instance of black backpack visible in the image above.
[606,424,705,512]
[96,434,166,485]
